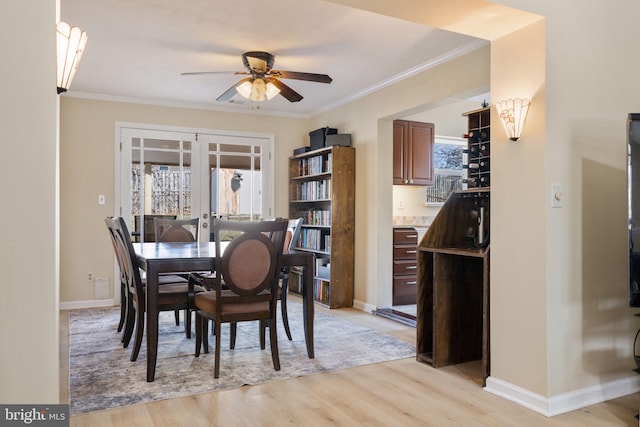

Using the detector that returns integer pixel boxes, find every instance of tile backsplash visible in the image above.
[392,215,433,227]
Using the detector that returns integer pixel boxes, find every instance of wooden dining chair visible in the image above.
[277,217,303,340]
[105,217,129,339]
[194,218,288,378]
[153,217,200,242]
[107,216,207,361]
[153,217,201,333]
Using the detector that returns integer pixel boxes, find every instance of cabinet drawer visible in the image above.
[392,276,417,305]
[393,260,417,276]
[393,276,418,293]
[393,228,418,244]
[393,245,418,260]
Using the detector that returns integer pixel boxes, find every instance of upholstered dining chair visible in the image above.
[153,217,199,242]
[107,216,206,361]
[194,218,288,378]
[154,217,201,333]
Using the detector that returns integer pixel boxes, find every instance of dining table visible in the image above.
[134,241,315,382]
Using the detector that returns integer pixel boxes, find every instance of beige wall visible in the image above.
[309,47,491,308]
[490,19,548,397]
[0,1,60,402]
[55,0,640,414]
[60,97,309,302]
[329,0,640,411]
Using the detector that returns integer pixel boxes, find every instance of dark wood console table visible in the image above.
[416,188,490,384]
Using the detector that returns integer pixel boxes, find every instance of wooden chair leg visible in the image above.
[185,309,192,339]
[195,312,202,357]
[259,320,266,350]
[280,275,292,341]
[268,318,281,371]
[214,320,222,378]
[122,291,135,348]
[174,309,180,326]
[130,306,145,362]
[260,321,266,349]
[117,281,126,333]
[230,323,237,349]
[202,316,209,354]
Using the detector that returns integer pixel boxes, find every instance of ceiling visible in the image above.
[61,0,487,117]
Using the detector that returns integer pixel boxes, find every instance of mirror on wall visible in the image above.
[628,113,640,306]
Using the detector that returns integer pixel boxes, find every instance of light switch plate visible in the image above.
[98,194,106,205]
[551,183,562,208]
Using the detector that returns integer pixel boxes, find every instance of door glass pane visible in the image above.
[209,147,263,223]
[131,138,192,241]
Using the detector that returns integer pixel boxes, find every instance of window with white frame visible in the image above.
[425,136,467,204]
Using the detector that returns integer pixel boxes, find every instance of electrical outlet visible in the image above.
[87,272,93,281]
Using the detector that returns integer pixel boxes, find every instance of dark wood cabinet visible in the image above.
[393,227,418,305]
[416,188,490,384]
[393,120,435,185]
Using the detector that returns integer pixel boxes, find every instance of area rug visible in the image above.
[69,300,415,414]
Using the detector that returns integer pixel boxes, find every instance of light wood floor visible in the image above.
[62,299,639,426]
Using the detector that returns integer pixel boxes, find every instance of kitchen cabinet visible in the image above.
[393,227,419,305]
[393,120,434,185]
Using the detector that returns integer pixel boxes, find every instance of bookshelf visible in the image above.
[288,145,355,308]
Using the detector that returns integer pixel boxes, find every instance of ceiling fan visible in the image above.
[181,51,332,103]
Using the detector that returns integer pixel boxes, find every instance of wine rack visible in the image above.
[462,107,490,188]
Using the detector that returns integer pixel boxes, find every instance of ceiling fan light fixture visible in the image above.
[236,81,253,99]
[236,78,280,102]
[265,81,280,100]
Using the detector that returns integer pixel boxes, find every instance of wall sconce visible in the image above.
[56,21,88,94]
[495,98,531,141]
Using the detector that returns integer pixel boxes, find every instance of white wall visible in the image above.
[0,1,60,402]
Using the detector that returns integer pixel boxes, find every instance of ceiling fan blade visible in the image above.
[270,70,332,84]
[266,77,303,102]
[216,77,252,102]
[181,71,249,76]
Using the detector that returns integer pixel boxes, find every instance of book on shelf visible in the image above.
[295,152,334,177]
[296,179,332,201]
[293,209,331,226]
[300,228,331,252]
[314,278,330,305]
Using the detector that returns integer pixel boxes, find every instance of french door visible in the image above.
[117,123,274,243]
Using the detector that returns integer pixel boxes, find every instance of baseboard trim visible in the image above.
[60,299,115,311]
[485,374,640,416]
[353,299,376,313]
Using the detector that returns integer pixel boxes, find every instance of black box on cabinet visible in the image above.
[325,133,352,147]
[293,146,310,155]
[309,127,338,150]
